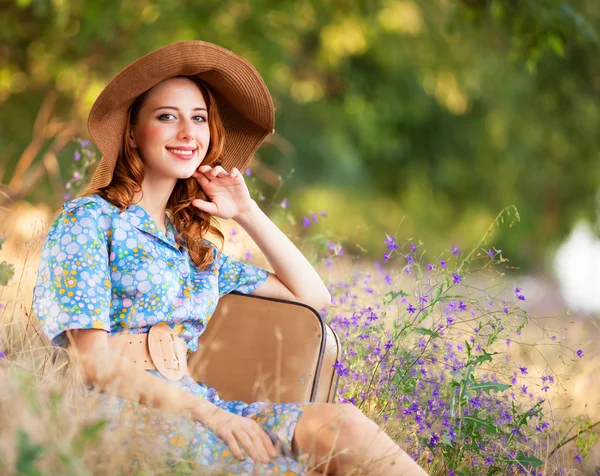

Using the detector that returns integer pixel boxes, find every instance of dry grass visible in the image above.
[1,200,599,474]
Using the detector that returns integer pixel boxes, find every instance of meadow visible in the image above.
[0,167,597,475]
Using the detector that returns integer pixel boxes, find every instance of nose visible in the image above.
[177,118,195,142]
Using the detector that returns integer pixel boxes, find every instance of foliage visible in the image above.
[0,237,14,286]
[323,207,585,474]
[1,0,600,270]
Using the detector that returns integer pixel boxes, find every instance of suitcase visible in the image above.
[188,291,341,404]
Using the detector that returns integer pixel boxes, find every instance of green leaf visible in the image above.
[506,451,544,468]
[16,429,43,476]
[548,35,565,57]
[413,327,439,337]
[383,289,408,305]
[471,381,511,395]
[0,261,14,286]
[442,433,454,447]
[462,415,501,435]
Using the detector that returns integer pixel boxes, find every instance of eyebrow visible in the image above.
[152,106,208,112]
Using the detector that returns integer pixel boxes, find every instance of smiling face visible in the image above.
[129,76,211,182]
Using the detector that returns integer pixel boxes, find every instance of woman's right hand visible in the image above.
[197,405,278,464]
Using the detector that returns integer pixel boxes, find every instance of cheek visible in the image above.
[200,127,211,147]
[137,124,170,148]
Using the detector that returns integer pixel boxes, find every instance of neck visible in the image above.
[133,175,178,232]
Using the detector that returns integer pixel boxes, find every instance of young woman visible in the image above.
[33,41,427,475]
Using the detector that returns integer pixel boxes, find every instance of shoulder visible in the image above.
[48,194,117,239]
[63,193,119,217]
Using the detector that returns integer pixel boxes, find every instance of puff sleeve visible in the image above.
[32,199,112,346]
[213,244,270,298]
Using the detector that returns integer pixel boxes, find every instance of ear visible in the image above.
[129,131,137,149]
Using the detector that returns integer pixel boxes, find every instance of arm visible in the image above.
[68,328,214,418]
[192,165,331,310]
[68,328,277,463]
[233,200,331,310]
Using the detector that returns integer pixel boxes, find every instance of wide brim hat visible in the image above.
[84,40,274,194]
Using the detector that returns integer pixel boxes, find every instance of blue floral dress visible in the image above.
[32,193,309,474]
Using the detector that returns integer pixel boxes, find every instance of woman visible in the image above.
[33,41,427,475]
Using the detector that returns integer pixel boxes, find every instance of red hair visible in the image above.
[86,76,226,269]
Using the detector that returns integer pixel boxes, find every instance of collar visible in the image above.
[122,203,181,252]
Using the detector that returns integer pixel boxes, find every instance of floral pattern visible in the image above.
[33,194,309,474]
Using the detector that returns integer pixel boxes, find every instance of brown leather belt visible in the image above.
[108,325,189,381]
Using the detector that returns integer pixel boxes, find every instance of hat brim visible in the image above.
[84,41,274,194]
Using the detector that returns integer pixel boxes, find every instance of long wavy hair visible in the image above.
[86,75,226,269]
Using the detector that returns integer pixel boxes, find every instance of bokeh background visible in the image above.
[2,0,600,274]
[2,0,600,470]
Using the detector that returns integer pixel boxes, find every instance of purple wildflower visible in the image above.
[384,233,398,251]
[311,213,318,223]
[0,351,5,359]
[440,258,447,269]
[244,167,252,176]
[452,272,462,285]
[405,254,415,265]
[577,349,584,358]
[320,210,327,217]
[427,264,436,271]
[519,366,528,375]
[74,151,81,161]
[81,139,89,147]
[302,216,311,227]
[410,242,417,253]
[281,199,290,208]
[407,304,416,314]
[451,246,461,255]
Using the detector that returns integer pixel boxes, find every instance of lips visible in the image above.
[166,147,197,160]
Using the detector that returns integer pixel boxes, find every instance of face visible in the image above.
[129,77,210,181]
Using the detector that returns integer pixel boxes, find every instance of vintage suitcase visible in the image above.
[188,291,341,404]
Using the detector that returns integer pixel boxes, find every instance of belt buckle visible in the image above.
[148,325,185,381]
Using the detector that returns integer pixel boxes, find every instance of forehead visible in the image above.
[143,77,207,106]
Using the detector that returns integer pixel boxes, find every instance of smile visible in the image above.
[166,148,197,160]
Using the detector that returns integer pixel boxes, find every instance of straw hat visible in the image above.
[84,41,274,194]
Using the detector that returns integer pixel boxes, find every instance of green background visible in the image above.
[2,0,599,271]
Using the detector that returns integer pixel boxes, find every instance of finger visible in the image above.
[192,198,217,215]
[221,432,245,460]
[197,164,213,174]
[251,428,276,463]
[210,165,227,177]
[233,429,263,464]
[230,167,240,179]
[192,170,210,184]
[259,428,278,459]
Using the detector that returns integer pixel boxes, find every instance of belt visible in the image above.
[108,325,189,381]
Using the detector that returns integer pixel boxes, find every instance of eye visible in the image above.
[193,115,207,123]
[157,113,176,121]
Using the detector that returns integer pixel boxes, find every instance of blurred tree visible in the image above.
[0,0,598,271]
